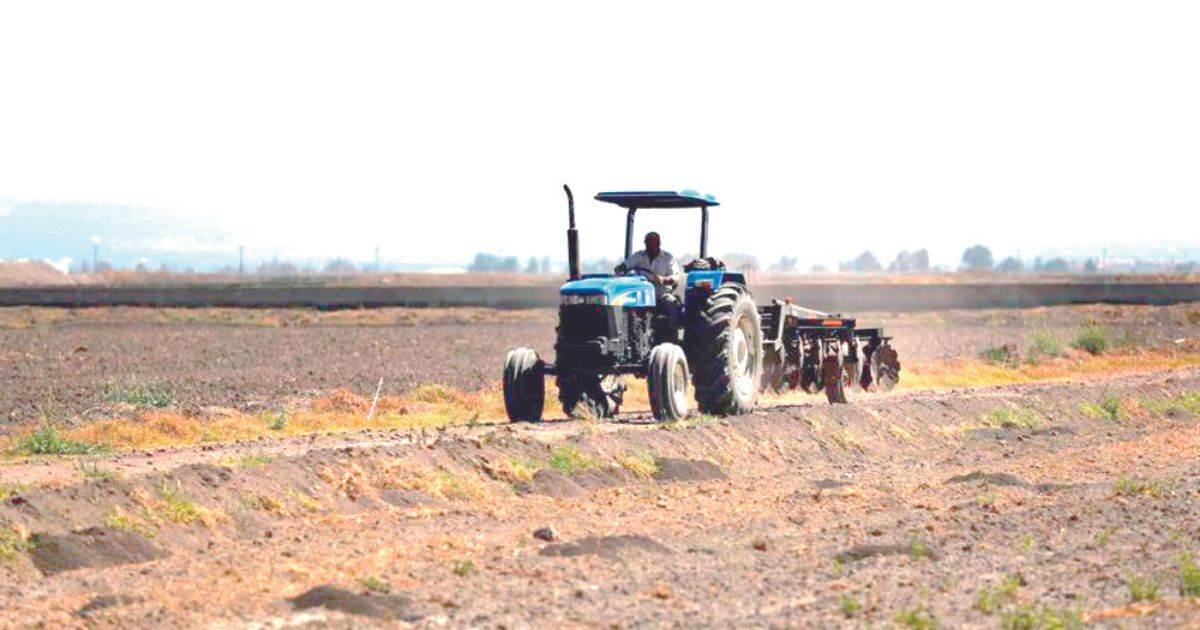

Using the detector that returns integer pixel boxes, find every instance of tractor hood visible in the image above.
[559,276,656,307]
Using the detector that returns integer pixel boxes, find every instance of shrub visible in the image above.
[1028,331,1063,361]
[981,344,1018,366]
[1071,325,1109,355]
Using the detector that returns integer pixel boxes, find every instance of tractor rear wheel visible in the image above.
[503,347,544,421]
[687,284,762,415]
[647,343,690,421]
[557,373,625,419]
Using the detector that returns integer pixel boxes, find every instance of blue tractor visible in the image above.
[502,185,900,422]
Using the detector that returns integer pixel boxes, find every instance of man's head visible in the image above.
[644,232,661,257]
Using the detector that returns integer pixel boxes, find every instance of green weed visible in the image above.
[103,381,174,408]
[839,593,862,618]
[360,575,391,593]
[1113,476,1170,498]
[452,559,475,577]
[548,445,598,475]
[14,425,105,456]
[0,525,34,561]
[1000,603,1082,629]
[975,574,1022,614]
[893,602,937,629]
[983,407,1042,429]
[982,344,1018,366]
[1180,553,1200,597]
[1127,574,1161,603]
[1079,392,1123,421]
[77,460,115,481]
[1143,391,1200,418]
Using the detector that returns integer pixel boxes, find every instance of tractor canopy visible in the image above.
[593,190,719,259]
[594,190,719,208]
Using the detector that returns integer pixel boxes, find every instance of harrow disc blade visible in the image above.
[871,343,901,391]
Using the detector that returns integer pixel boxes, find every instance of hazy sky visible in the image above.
[1,1,1197,268]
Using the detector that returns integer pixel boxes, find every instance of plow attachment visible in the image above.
[759,300,901,404]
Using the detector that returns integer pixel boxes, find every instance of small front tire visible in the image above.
[503,347,545,422]
[647,343,690,422]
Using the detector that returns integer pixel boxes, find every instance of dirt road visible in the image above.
[2,367,1199,627]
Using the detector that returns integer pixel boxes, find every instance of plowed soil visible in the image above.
[1,303,1196,424]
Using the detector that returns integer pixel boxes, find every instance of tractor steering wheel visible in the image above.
[622,266,661,284]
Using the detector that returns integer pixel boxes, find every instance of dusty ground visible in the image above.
[1,368,1199,627]
[1,303,1200,627]
[1,303,1197,424]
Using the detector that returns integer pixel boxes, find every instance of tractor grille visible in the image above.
[558,305,613,342]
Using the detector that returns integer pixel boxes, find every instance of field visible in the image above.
[2,303,1200,626]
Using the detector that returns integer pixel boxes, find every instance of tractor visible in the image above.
[502,185,900,422]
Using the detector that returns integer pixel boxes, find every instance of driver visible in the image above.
[615,232,682,339]
[615,232,679,297]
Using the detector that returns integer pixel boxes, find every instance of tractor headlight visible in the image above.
[561,294,608,305]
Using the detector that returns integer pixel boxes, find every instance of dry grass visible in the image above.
[900,350,1200,391]
[615,450,660,479]
[396,468,490,501]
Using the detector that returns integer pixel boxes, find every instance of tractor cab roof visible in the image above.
[594,190,719,209]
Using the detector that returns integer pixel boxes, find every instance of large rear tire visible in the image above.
[557,373,625,419]
[647,343,690,422]
[503,347,545,422]
[687,284,762,415]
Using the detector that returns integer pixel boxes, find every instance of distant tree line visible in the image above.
[469,253,553,274]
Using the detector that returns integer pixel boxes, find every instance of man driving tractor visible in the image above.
[615,231,682,337]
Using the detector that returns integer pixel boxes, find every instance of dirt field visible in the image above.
[0,303,1197,425]
[1,369,1200,626]
[1,304,1200,627]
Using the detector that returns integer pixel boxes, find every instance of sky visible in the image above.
[1,1,1198,270]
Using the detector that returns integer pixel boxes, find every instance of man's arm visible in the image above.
[660,254,680,289]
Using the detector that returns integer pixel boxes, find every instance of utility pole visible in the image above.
[238,245,245,276]
[374,246,381,272]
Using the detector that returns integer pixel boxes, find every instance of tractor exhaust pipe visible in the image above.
[564,184,581,280]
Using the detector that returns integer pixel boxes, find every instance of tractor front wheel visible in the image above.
[688,284,762,415]
[503,347,545,422]
[647,343,690,421]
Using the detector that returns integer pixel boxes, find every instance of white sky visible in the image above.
[1,1,1198,268]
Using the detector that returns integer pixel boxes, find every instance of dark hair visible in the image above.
[644,232,660,242]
